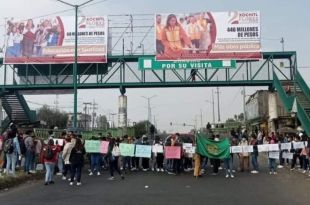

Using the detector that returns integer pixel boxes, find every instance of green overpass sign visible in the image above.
[138,57,236,70]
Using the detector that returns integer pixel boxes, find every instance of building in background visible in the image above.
[245,90,293,135]
[67,112,92,130]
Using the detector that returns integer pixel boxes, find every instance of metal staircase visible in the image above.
[0,91,36,133]
[273,71,310,135]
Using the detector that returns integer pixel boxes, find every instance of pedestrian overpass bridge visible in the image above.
[0,51,309,136]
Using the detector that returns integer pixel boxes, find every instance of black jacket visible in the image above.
[69,147,86,165]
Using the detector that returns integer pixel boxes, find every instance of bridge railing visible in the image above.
[273,72,294,112]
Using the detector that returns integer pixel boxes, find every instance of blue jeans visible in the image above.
[91,153,101,173]
[251,154,259,171]
[24,149,34,173]
[224,157,233,175]
[45,162,55,182]
[268,158,276,172]
[122,156,131,170]
[6,153,18,176]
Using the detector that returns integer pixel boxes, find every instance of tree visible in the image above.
[37,105,68,129]
[238,113,244,122]
[97,115,109,130]
[133,120,156,138]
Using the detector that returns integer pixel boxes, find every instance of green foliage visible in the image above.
[37,105,68,129]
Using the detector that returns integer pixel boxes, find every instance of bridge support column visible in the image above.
[268,92,278,132]
[118,95,127,136]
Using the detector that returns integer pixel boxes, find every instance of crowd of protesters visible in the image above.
[0,123,309,187]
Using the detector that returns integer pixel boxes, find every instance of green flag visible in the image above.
[196,133,230,159]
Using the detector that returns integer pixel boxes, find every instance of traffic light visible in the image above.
[170,122,172,126]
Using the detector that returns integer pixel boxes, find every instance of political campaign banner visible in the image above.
[155,11,261,61]
[4,16,107,64]
[100,141,110,154]
[119,143,135,157]
[164,146,181,159]
[85,140,100,153]
[135,145,152,158]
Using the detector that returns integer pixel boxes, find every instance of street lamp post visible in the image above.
[55,0,94,129]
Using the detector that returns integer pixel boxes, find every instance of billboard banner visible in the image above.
[4,16,107,64]
[155,11,261,61]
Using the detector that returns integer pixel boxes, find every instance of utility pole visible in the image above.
[200,109,203,130]
[55,0,95,129]
[141,95,157,135]
[206,89,215,125]
[216,87,221,122]
[242,86,247,125]
[54,94,59,111]
[83,102,92,130]
[91,100,98,130]
[280,37,284,52]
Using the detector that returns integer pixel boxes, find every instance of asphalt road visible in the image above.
[1,164,310,205]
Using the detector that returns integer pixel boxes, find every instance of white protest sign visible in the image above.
[269,151,280,159]
[230,146,243,153]
[282,152,293,159]
[182,143,193,153]
[242,146,254,153]
[152,144,164,153]
[189,146,196,154]
[257,144,269,152]
[293,142,305,149]
[305,141,308,147]
[280,143,292,150]
[268,144,279,151]
[53,138,64,146]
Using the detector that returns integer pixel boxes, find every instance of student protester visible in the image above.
[24,130,35,174]
[250,134,259,174]
[62,136,74,180]
[153,136,164,172]
[131,136,141,171]
[4,130,21,177]
[41,139,60,185]
[69,138,86,186]
[141,135,150,171]
[268,134,278,175]
[290,135,302,171]
[211,135,221,175]
[122,135,132,172]
[238,136,250,172]
[107,138,124,180]
[89,137,101,176]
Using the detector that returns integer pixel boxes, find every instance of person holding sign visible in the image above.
[153,137,164,172]
[238,137,249,172]
[141,136,150,171]
[107,138,124,180]
[250,134,259,174]
[268,133,278,175]
[62,136,74,180]
[290,135,303,171]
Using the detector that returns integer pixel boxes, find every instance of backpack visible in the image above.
[44,146,54,160]
[3,138,14,154]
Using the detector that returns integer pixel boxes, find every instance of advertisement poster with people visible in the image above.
[4,16,107,64]
[155,11,261,61]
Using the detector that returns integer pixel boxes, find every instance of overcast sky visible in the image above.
[0,0,309,133]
